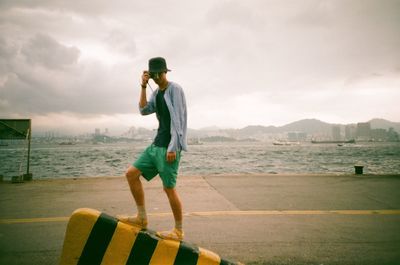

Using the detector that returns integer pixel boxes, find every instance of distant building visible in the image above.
[45,131,56,139]
[388,128,399,142]
[287,132,307,142]
[95,128,100,136]
[371,129,387,141]
[357,122,371,141]
[332,126,341,141]
[298,132,308,141]
[345,125,357,140]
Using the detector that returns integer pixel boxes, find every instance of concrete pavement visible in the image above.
[0,173,400,265]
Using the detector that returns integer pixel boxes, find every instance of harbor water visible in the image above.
[0,141,399,180]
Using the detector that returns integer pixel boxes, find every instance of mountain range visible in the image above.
[187,118,400,139]
[122,118,399,140]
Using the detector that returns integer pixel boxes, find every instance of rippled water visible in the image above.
[0,141,399,179]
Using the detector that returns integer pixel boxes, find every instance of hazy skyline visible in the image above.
[1,0,399,135]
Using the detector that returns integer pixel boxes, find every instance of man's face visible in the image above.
[150,72,165,84]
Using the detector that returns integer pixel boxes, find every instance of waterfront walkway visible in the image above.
[1,173,400,264]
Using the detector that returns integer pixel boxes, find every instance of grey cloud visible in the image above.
[106,31,137,57]
[0,5,139,117]
[0,0,175,17]
[21,34,80,70]
[0,0,120,14]
[1,59,135,116]
[289,1,334,27]
[0,37,18,60]
[0,37,18,77]
[206,1,262,30]
[0,32,135,116]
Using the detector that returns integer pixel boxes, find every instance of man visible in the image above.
[119,57,187,241]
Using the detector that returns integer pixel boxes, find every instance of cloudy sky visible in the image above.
[1,0,399,135]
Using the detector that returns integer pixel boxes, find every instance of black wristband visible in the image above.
[141,84,146,89]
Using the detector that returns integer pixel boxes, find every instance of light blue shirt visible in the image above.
[139,81,188,152]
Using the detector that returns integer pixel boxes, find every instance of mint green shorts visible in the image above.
[133,144,181,188]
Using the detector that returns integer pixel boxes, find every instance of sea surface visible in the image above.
[0,141,399,180]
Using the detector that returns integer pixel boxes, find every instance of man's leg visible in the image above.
[155,148,183,240]
[157,187,184,240]
[119,165,148,228]
[125,165,145,207]
[163,187,183,228]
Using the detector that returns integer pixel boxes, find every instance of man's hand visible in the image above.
[141,71,150,87]
[166,152,176,163]
[139,71,150,108]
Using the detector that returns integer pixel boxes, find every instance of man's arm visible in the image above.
[139,71,149,108]
[139,72,156,115]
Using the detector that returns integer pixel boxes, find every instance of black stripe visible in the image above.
[77,213,118,265]
[173,241,199,265]
[126,229,159,265]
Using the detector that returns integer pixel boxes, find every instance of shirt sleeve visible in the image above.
[139,90,157,115]
[167,85,187,153]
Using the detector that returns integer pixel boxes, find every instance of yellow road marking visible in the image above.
[1,209,400,224]
[184,209,400,216]
[0,216,70,224]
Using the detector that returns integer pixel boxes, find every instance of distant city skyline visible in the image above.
[1,1,399,133]
[26,118,399,145]
[31,117,400,137]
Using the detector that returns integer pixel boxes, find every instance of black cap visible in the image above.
[148,57,171,73]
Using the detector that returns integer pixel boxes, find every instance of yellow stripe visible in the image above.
[197,247,221,265]
[101,222,140,265]
[2,209,400,224]
[148,212,174,217]
[149,239,180,265]
[59,208,101,265]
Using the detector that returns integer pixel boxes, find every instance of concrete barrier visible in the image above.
[60,208,242,265]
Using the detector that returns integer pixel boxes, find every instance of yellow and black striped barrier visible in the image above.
[60,208,242,265]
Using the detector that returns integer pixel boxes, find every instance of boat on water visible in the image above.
[273,141,300,146]
[188,138,203,145]
[59,142,76,145]
[311,139,355,144]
